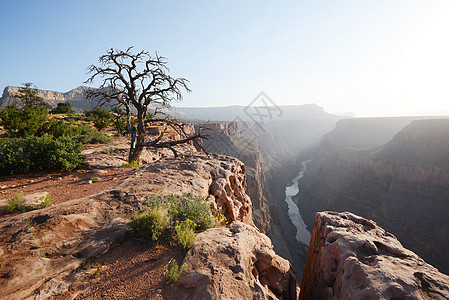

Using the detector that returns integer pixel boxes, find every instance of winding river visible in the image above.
[284,160,311,245]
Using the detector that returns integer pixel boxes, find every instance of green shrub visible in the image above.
[130,207,171,241]
[39,194,55,208]
[165,259,188,283]
[41,118,77,138]
[113,116,128,136]
[0,135,84,175]
[67,124,111,144]
[175,219,196,250]
[91,176,99,183]
[81,259,102,270]
[5,192,26,213]
[0,106,48,138]
[213,211,229,227]
[121,160,139,167]
[50,102,75,115]
[169,194,214,231]
[84,107,112,131]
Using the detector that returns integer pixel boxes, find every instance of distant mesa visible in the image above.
[0,86,94,112]
[168,103,340,122]
[1,85,340,123]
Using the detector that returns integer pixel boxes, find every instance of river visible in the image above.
[284,160,311,245]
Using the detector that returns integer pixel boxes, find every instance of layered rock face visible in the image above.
[298,118,449,274]
[196,118,338,281]
[197,122,271,234]
[0,154,259,299]
[0,86,95,112]
[177,221,298,299]
[300,211,449,300]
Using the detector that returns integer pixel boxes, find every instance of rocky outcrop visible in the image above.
[0,86,99,112]
[195,119,331,280]
[196,122,270,233]
[176,221,298,300]
[0,154,255,299]
[298,118,449,274]
[300,211,449,300]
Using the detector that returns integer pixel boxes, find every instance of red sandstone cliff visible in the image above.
[300,211,449,299]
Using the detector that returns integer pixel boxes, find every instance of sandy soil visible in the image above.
[52,237,185,300]
[0,151,187,299]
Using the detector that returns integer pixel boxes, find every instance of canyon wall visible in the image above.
[195,119,338,280]
[300,211,449,299]
[298,118,449,274]
[0,86,99,112]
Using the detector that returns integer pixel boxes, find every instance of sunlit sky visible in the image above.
[1,0,449,117]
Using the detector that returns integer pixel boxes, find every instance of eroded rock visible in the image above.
[176,221,298,300]
[300,211,449,300]
[0,154,254,299]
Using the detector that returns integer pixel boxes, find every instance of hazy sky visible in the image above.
[1,0,448,117]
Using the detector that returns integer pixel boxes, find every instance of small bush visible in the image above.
[130,207,171,241]
[213,212,229,227]
[169,194,214,231]
[165,259,188,283]
[0,135,84,175]
[121,160,139,167]
[41,119,75,138]
[81,259,102,270]
[73,125,112,144]
[0,106,48,138]
[39,194,55,208]
[6,192,26,213]
[91,176,99,183]
[85,107,112,131]
[50,102,75,115]
[175,219,196,250]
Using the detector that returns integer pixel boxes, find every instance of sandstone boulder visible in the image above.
[300,211,449,300]
[176,221,298,300]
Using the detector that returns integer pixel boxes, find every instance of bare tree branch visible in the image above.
[85,47,203,162]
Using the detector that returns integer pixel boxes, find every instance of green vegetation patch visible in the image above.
[165,259,188,283]
[130,194,227,247]
[0,135,84,175]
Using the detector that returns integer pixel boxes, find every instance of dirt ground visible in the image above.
[0,151,187,299]
[53,237,185,300]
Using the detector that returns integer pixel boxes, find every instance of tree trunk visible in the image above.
[128,126,145,163]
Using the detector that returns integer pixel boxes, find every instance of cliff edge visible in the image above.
[300,211,449,300]
[0,154,297,299]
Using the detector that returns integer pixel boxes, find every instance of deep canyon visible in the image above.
[2,86,449,298]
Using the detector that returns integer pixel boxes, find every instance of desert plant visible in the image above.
[15,83,50,110]
[169,194,214,231]
[213,211,229,227]
[121,160,139,167]
[0,135,84,175]
[130,207,171,241]
[175,219,196,250]
[165,259,188,283]
[5,192,26,213]
[81,259,102,271]
[50,102,75,115]
[0,105,48,138]
[84,107,112,131]
[72,125,112,144]
[91,176,99,183]
[39,194,55,208]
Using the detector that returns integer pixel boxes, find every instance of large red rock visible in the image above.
[300,211,449,300]
[176,221,299,300]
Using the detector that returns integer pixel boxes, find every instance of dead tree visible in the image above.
[85,47,207,163]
